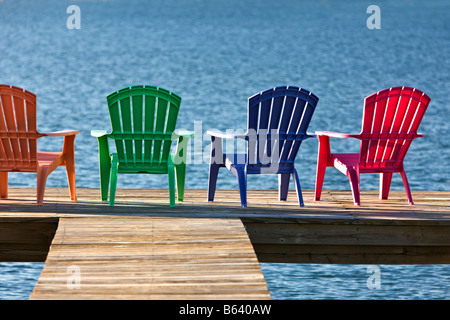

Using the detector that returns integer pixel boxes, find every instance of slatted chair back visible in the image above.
[0,85,39,172]
[106,85,181,172]
[246,86,319,173]
[359,86,431,172]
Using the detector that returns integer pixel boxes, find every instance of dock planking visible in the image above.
[30,216,270,300]
[1,187,450,299]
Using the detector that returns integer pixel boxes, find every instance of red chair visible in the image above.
[0,85,79,205]
[315,87,430,205]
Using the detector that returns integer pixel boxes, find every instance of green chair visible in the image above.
[91,85,194,206]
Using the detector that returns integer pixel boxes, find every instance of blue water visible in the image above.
[0,0,449,300]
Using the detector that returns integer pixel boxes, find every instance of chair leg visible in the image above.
[168,165,176,207]
[315,159,327,201]
[0,172,8,199]
[315,135,330,201]
[98,136,111,202]
[235,167,247,207]
[347,168,360,206]
[36,167,49,206]
[278,173,290,201]
[208,163,221,202]
[380,172,393,200]
[62,134,77,201]
[175,162,186,202]
[109,155,119,206]
[400,170,414,205]
[65,157,77,201]
[100,162,111,202]
[292,169,304,207]
[174,135,190,202]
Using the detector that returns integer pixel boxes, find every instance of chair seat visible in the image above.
[331,153,403,173]
[332,153,359,171]
[224,153,294,174]
[37,152,62,168]
[224,153,246,169]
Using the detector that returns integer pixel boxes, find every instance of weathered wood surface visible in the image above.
[30,216,270,300]
[2,187,449,218]
[1,187,450,267]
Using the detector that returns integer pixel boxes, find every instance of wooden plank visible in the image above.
[2,188,449,219]
[1,187,450,269]
[243,221,450,246]
[30,216,270,300]
[253,244,450,264]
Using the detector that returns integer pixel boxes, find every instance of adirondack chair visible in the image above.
[0,85,78,206]
[91,85,193,207]
[315,86,430,205]
[207,86,319,207]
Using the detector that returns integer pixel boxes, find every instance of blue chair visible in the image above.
[207,86,319,207]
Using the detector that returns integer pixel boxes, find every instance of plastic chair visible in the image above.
[315,86,431,205]
[0,85,78,206]
[207,86,319,207]
[91,85,194,206]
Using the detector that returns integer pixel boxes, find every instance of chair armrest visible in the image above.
[39,130,79,158]
[91,130,109,138]
[206,129,247,139]
[315,131,361,139]
[173,129,195,139]
[40,130,79,137]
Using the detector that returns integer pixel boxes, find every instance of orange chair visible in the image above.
[0,85,78,205]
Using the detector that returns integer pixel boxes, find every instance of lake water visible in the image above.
[0,0,449,300]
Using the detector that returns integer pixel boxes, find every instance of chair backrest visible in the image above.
[106,85,181,169]
[246,86,319,173]
[0,85,38,172]
[359,86,430,171]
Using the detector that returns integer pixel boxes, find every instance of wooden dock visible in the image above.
[1,187,450,299]
[30,216,269,300]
